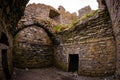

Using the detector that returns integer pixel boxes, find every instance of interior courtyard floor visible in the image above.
[12,67,116,80]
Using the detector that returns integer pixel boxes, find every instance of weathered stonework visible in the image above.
[0,0,120,79]
[78,6,92,19]
[13,26,54,68]
[12,1,119,77]
[0,0,29,79]
[22,3,59,25]
[58,5,77,24]
[19,4,78,28]
[55,7,116,76]
[104,0,120,76]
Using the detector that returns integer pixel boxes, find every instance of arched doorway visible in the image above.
[0,32,11,80]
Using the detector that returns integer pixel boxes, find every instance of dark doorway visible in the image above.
[68,54,79,72]
[1,49,11,80]
[0,32,9,46]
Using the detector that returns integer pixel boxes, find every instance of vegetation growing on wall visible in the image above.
[53,10,99,33]
[73,10,99,26]
[80,10,98,20]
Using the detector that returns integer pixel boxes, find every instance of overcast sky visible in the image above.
[28,0,98,14]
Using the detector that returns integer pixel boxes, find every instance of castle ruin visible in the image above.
[0,0,120,80]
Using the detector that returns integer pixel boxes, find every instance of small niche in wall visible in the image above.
[49,9,60,22]
[68,54,79,72]
[0,32,9,46]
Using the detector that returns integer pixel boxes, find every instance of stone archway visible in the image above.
[13,26,54,68]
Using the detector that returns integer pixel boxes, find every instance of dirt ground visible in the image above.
[12,67,116,80]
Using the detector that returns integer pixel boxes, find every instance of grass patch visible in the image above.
[53,25,62,33]
[37,10,98,33]
[80,10,98,20]
[53,24,71,33]
[53,20,79,33]
[72,10,99,26]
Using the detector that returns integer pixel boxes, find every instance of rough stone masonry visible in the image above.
[0,0,119,80]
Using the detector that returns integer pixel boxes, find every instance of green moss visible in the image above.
[72,10,99,26]
[80,10,98,20]
[53,24,70,33]
[53,21,77,33]
[36,10,98,33]
[53,25,62,33]
[71,20,78,27]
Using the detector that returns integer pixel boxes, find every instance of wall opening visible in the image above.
[49,9,60,22]
[1,49,11,80]
[0,32,11,79]
[0,32,9,46]
[68,54,79,72]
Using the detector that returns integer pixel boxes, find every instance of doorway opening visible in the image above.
[68,54,79,72]
[1,49,11,80]
[0,32,9,46]
[0,32,11,80]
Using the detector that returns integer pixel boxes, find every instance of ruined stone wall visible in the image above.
[104,0,120,76]
[55,8,116,76]
[78,6,92,18]
[0,0,119,79]
[22,4,59,25]
[20,4,77,28]
[0,0,29,36]
[58,6,77,25]
[13,26,54,68]
[0,0,29,79]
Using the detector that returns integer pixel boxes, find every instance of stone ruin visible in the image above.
[0,0,120,80]
[13,2,115,77]
[78,5,92,18]
[20,3,78,26]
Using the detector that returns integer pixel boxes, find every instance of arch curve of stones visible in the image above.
[13,25,54,68]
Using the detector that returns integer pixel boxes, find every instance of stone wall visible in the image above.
[104,0,120,76]
[22,3,59,25]
[55,7,116,76]
[58,6,77,25]
[20,4,77,28]
[78,6,92,18]
[0,0,29,79]
[13,26,54,68]
[0,0,29,36]
[0,0,119,79]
